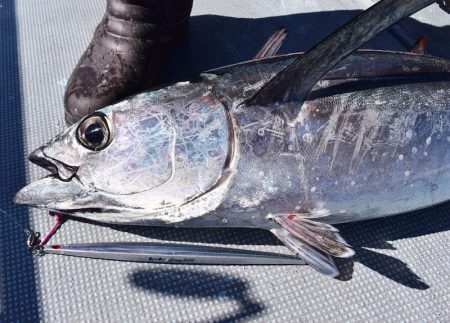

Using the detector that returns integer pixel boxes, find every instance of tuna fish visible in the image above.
[15,0,449,276]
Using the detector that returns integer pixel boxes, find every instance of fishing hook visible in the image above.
[25,212,65,256]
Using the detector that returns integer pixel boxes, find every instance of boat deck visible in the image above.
[1,0,449,321]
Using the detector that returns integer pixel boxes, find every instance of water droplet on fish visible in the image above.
[412,147,418,154]
[310,187,316,193]
[258,171,264,177]
[404,170,410,177]
[316,177,320,181]
[302,133,313,143]
[405,130,413,139]
[222,218,228,224]
[424,151,428,157]
[335,181,339,186]
[260,205,265,210]
[258,128,265,136]
[288,144,293,151]
[351,181,355,186]
[426,137,432,145]
[398,154,404,161]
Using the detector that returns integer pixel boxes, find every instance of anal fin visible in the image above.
[271,214,354,277]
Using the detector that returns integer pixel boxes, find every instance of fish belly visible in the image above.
[223,77,450,225]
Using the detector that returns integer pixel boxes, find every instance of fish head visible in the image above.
[15,84,233,223]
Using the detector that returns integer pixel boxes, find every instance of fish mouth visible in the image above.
[14,173,87,209]
[14,173,130,216]
[14,147,81,209]
[28,147,78,181]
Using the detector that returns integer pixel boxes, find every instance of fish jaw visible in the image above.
[13,174,134,216]
[14,150,131,214]
[14,139,86,210]
[14,139,87,210]
[14,175,90,211]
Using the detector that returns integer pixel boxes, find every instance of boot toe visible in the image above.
[64,56,126,125]
[63,0,193,126]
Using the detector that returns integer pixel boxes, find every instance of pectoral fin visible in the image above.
[271,214,354,277]
[245,0,435,120]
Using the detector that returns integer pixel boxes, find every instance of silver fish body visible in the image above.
[16,50,450,227]
[207,51,450,227]
[14,50,450,276]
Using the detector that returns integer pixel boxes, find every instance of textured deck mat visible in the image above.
[1,0,449,322]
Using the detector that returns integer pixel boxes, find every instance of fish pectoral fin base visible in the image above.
[270,215,354,277]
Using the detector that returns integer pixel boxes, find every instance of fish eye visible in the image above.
[77,112,111,151]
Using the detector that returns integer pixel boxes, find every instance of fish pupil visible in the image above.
[85,123,104,144]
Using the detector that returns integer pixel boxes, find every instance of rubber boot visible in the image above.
[64,0,193,125]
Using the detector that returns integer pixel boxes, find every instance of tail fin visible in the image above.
[271,214,354,277]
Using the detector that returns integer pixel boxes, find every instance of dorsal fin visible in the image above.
[254,28,288,59]
[245,0,436,119]
[410,36,428,55]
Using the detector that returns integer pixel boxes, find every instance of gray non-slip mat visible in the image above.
[1,0,449,322]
